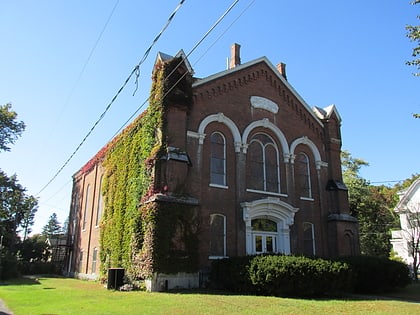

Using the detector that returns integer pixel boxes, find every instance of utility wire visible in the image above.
[36,0,186,196]
[111,0,242,138]
[133,0,186,95]
[34,0,120,166]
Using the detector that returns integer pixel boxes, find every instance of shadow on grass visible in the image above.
[0,276,41,286]
[167,283,420,304]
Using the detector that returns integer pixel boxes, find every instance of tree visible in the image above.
[0,171,38,250]
[42,213,62,238]
[21,196,38,241]
[16,234,49,262]
[342,151,398,257]
[406,1,420,117]
[0,103,25,152]
[0,103,37,279]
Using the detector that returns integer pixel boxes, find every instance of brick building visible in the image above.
[65,44,359,290]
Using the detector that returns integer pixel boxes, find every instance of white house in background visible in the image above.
[391,177,420,276]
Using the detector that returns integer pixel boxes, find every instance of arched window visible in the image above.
[246,133,280,193]
[210,132,226,187]
[296,153,312,199]
[209,214,226,258]
[303,222,315,256]
[95,176,103,227]
[344,230,356,256]
[82,185,90,230]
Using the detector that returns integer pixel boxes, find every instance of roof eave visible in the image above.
[193,56,324,127]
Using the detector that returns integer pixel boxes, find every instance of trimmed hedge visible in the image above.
[339,256,411,293]
[210,255,410,297]
[248,255,351,297]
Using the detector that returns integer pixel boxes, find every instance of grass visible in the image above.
[0,277,419,315]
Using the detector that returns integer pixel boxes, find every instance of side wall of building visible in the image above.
[66,164,104,279]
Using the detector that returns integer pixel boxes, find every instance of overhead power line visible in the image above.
[36,0,187,196]
[112,0,242,138]
[33,0,120,168]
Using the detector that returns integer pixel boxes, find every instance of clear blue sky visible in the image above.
[0,0,419,234]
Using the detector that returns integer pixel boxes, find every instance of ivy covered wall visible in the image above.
[98,56,198,281]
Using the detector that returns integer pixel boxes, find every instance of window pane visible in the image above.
[83,185,90,230]
[247,141,263,190]
[211,158,225,173]
[255,235,262,252]
[252,218,277,232]
[210,214,225,256]
[266,236,275,253]
[211,173,225,186]
[210,133,226,186]
[96,178,103,226]
[296,153,311,198]
[265,145,279,192]
[303,223,314,256]
[92,248,97,273]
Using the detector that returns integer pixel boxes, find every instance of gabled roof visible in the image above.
[155,49,194,75]
[394,177,420,213]
[313,104,342,123]
[192,56,324,127]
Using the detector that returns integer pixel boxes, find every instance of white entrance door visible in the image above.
[253,233,277,254]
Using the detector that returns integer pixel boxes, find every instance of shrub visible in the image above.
[209,256,255,293]
[340,256,411,293]
[19,261,62,275]
[0,251,20,280]
[248,255,351,297]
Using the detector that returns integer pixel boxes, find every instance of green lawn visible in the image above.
[0,277,419,315]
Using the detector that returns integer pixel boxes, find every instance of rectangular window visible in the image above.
[82,185,91,230]
[79,250,84,273]
[209,214,226,257]
[95,177,103,227]
[303,223,315,256]
[91,248,98,274]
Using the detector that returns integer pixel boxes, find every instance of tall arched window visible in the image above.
[95,176,103,227]
[246,133,280,193]
[210,132,226,186]
[82,185,90,230]
[303,222,315,256]
[209,214,226,258]
[296,152,312,199]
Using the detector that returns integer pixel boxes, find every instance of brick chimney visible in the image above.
[229,43,241,69]
[277,62,287,80]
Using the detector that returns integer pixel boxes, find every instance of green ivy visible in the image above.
[98,57,197,281]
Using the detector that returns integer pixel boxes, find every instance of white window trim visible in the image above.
[246,188,287,198]
[208,255,229,260]
[209,183,229,189]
